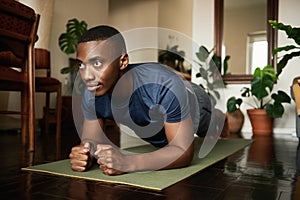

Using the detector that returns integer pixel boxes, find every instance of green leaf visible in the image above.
[269,20,300,46]
[223,55,230,75]
[198,67,208,78]
[211,55,222,72]
[251,75,274,100]
[241,87,251,97]
[273,45,297,56]
[213,79,225,88]
[227,97,243,113]
[195,72,201,78]
[277,51,300,76]
[271,90,291,104]
[196,46,209,62]
[58,18,88,55]
[266,103,284,118]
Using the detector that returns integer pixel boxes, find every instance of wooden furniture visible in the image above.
[35,48,62,146]
[0,0,40,151]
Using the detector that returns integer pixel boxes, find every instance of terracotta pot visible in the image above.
[226,109,244,134]
[247,109,274,136]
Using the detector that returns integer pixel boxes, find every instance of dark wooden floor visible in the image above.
[0,125,300,200]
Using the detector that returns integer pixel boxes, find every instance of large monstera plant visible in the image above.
[58,18,88,74]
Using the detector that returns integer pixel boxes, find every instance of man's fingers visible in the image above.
[94,145,112,158]
[69,151,89,161]
[83,142,90,153]
[71,165,86,172]
[70,159,89,172]
[71,145,89,154]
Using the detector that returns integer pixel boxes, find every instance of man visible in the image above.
[69,25,215,175]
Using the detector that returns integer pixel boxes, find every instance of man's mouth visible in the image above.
[86,82,102,91]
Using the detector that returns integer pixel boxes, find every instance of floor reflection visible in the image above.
[224,135,295,200]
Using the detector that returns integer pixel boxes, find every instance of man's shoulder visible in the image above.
[128,62,179,77]
[128,62,163,69]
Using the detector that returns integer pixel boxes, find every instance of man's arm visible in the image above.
[96,116,195,175]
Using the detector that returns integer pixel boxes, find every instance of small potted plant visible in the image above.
[227,65,291,136]
[226,96,244,134]
[58,18,88,95]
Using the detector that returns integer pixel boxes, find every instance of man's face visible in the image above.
[76,40,122,96]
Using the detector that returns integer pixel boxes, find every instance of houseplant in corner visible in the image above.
[227,65,291,136]
[58,18,88,95]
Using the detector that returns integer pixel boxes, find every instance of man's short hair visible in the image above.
[78,25,127,55]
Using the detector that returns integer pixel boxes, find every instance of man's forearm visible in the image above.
[125,142,194,172]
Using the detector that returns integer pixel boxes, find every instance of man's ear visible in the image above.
[119,54,129,70]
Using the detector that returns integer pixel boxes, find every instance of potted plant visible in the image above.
[227,65,291,136]
[58,18,88,95]
[226,97,244,134]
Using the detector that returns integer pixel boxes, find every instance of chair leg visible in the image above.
[28,49,35,152]
[56,85,62,159]
[44,92,50,135]
[21,89,28,147]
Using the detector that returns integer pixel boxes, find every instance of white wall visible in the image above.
[109,0,159,63]
[192,0,214,79]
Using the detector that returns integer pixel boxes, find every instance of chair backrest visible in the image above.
[35,48,51,77]
[0,0,39,58]
[0,0,39,81]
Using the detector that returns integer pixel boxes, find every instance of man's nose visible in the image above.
[82,66,95,81]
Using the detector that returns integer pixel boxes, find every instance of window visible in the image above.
[246,31,268,74]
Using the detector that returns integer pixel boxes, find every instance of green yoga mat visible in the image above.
[22,138,252,191]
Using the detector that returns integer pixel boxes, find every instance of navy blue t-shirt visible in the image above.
[82,63,193,147]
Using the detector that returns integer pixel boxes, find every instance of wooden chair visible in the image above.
[35,48,62,149]
[0,0,40,151]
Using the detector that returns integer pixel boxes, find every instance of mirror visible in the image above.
[215,0,278,83]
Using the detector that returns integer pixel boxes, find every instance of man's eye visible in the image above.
[94,61,102,67]
[78,63,84,69]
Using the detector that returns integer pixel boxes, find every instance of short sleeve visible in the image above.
[81,88,98,120]
[160,76,190,123]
